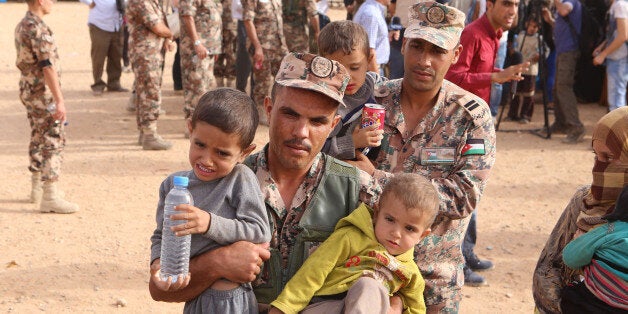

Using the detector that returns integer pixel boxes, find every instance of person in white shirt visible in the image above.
[80,0,129,95]
[231,0,252,93]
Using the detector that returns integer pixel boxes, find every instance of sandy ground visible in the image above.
[0,2,611,313]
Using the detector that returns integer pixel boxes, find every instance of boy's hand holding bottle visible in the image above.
[150,259,192,291]
[170,204,211,236]
[151,204,209,292]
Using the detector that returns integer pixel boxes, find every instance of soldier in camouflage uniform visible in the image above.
[148,53,400,311]
[349,2,496,312]
[282,0,319,53]
[179,0,222,121]
[15,0,79,214]
[126,0,174,150]
[242,0,288,125]
[214,0,237,88]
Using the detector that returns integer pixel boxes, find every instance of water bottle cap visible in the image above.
[173,176,189,187]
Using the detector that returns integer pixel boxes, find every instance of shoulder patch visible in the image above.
[452,92,491,126]
[463,99,481,112]
[461,139,486,156]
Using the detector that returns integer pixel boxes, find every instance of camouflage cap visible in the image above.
[275,52,350,107]
[405,1,465,50]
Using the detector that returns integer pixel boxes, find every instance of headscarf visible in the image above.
[578,107,628,230]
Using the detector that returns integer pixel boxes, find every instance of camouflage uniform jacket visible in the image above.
[179,0,222,54]
[126,0,166,58]
[372,79,495,304]
[15,11,60,101]
[242,0,287,50]
[244,145,382,304]
[282,0,317,24]
[372,78,496,234]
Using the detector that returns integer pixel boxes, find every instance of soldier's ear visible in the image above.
[451,44,463,65]
[263,96,272,121]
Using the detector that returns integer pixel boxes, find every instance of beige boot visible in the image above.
[30,172,43,204]
[142,124,172,150]
[40,181,79,214]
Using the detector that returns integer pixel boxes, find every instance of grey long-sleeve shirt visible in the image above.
[150,164,271,264]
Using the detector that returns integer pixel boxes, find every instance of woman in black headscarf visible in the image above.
[532,107,628,314]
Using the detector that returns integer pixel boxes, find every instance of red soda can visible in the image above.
[361,103,385,130]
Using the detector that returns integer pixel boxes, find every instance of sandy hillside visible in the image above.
[0,2,610,313]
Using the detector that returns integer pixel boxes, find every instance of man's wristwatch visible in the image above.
[194,39,201,46]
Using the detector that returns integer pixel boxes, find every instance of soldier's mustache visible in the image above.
[413,66,435,76]
[284,138,312,152]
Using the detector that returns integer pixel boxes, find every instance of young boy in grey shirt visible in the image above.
[149,88,270,313]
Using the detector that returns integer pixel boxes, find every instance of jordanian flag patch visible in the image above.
[461,139,486,156]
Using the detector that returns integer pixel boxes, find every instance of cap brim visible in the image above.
[404,25,457,50]
[276,79,346,107]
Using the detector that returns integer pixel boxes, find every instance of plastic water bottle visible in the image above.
[160,176,193,283]
[46,102,68,126]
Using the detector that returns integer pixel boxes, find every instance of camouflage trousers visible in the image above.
[20,92,65,182]
[180,44,216,119]
[251,46,286,109]
[215,22,237,80]
[131,52,164,129]
[415,215,471,313]
[283,22,310,53]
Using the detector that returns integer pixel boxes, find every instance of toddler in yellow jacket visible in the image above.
[269,173,439,314]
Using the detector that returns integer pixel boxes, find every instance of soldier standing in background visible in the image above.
[242,0,288,125]
[179,0,222,129]
[282,0,319,53]
[215,0,237,88]
[126,0,175,150]
[15,0,79,213]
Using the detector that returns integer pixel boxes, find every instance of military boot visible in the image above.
[143,133,172,150]
[142,125,172,150]
[30,172,43,204]
[40,181,79,214]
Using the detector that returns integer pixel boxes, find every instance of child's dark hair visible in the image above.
[379,173,440,229]
[603,185,628,222]
[190,88,258,149]
[318,20,370,59]
[526,15,539,25]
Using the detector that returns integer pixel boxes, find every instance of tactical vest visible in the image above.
[245,154,362,303]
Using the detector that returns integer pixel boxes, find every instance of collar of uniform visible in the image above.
[381,79,446,139]
[254,144,324,217]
